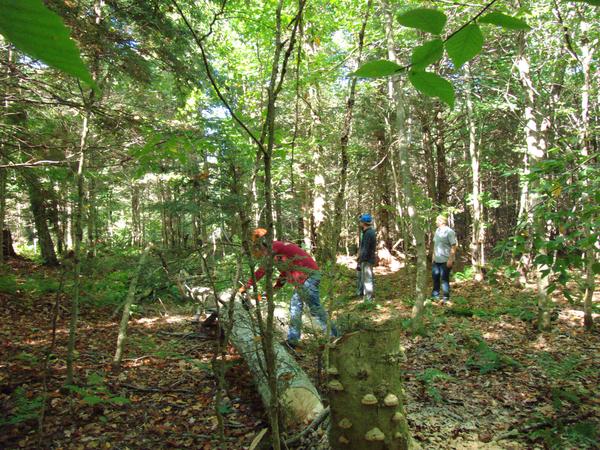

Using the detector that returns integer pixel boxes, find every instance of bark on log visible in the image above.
[216,291,324,427]
[327,326,414,449]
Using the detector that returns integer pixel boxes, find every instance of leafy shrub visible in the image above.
[0,274,18,294]
[535,352,592,381]
[0,387,43,425]
[66,372,130,406]
[21,276,60,295]
[466,335,520,373]
[416,368,453,402]
[453,266,475,281]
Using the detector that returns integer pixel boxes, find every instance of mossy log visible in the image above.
[327,327,413,449]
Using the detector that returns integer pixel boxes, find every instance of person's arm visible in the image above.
[446,229,458,268]
[239,266,266,293]
[368,230,376,261]
[360,230,374,262]
[447,244,457,268]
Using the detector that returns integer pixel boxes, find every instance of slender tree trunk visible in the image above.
[131,183,141,247]
[375,128,392,250]
[420,114,437,202]
[516,35,551,331]
[385,1,427,331]
[465,64,485,281]
[65,110,90,385]
[434,106,448,207]
[66,0,102,384]
[87,177,96,257]
[23,174,59,266]
[324,0,371,263]
[0,47,9,264]
[261,2,305,446]
[0,167,5,264]
[578,23,596,330]
[112,244,153,370]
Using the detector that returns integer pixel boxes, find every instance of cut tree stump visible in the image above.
[327,326,414,449]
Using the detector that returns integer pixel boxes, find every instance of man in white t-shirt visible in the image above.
[432,215,457,304]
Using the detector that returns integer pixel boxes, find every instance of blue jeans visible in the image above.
[432,262,451,300]
[288,274,338,344]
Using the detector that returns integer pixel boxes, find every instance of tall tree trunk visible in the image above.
[131,182,141,247]
[578,21,596,330]
[465,64,485,281]
[516,34,551,331]
[385,1,427,331]
[420,113,437,202]
[23,173,58,266]
[323,0,371,263]
[87,177,96,257]
[113,244,153,370]
[65,110,90,385]
[434,106,448,207]
[0,47,10,264]
[0,168,5,264]
[66,0,102,384]
[375,128,392,250]
[261,2,305,446]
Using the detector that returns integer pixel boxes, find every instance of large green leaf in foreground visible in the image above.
[0,0,94,87]
[479,12,531,30]
[408,70,455,108]
[411,39,444,70]
[445,24,484,69]
[397,8,447,35]
[352,60,403,78]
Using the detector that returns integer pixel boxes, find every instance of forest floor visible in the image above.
[1,256,599,449]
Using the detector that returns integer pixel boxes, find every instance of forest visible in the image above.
[0,0,598,448]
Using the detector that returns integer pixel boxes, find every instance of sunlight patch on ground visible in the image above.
[336,254,405,274]
[482,331,501,340]
[532,334,549,351]
[559,308,599,327]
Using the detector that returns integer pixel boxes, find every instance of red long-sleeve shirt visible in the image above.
[247,241,319,289]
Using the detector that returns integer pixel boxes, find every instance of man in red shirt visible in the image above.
[240,228,337,347]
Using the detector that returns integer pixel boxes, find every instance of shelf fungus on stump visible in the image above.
[392,412,404,422]
[339,435,350,445]
[365,427,385,441]
[328,379,344,391]
[327,366,339,376]
[361,393,378,405]
[384,393,399,406]
[338,418,352,429]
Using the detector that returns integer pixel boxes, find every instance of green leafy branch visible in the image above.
[0,0,95,89]
[353,0,530,108]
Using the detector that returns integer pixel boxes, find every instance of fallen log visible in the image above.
[216,290,324,427]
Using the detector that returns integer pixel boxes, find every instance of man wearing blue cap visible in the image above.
[357,213,376,302]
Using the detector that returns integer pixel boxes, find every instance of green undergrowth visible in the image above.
[66,372,130,407]
[416,368,453,403]
[525,351,598,449]
[0,387,44,426]
[446,294,536,322]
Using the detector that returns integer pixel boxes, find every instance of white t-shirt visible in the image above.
[433,225,457,263]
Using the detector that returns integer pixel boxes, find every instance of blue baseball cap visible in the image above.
[359,213,372,224]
